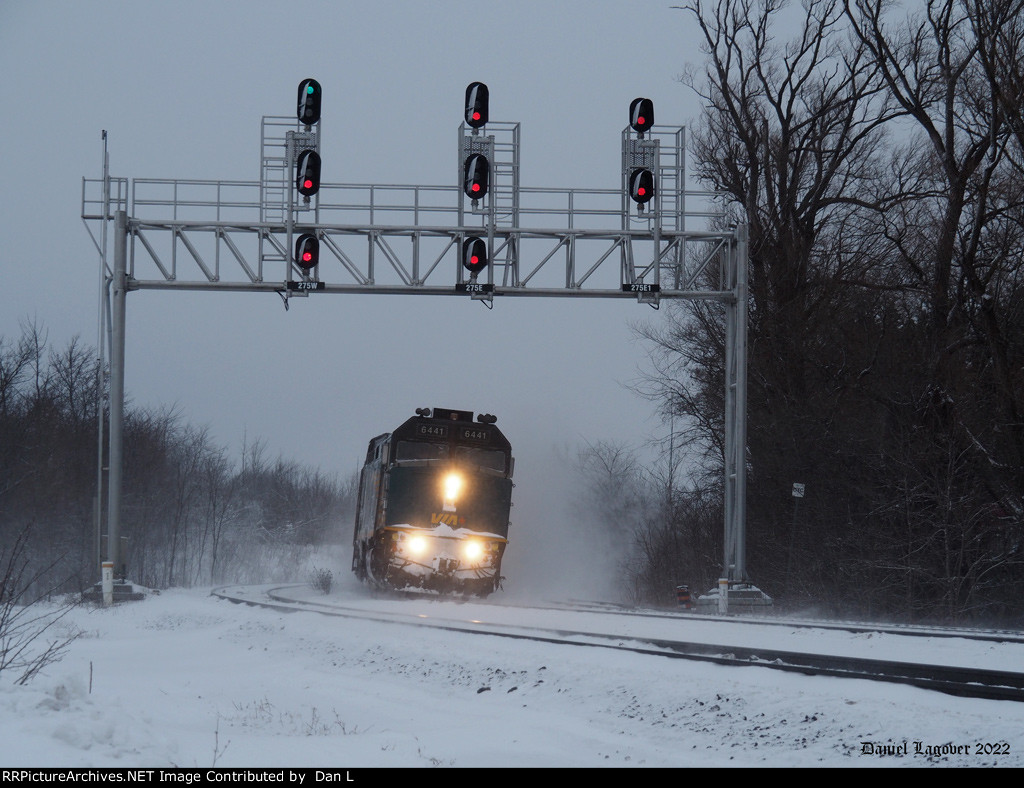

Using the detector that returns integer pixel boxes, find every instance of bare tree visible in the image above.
[0,527,79,685]
[49,336,97,429]
[845,0,1024,561]
[196,446,238,585]
[640,0,906,600]
[0,334,33,416]
[0,322,359,595]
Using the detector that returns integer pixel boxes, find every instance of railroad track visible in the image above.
[212,584,1024,703]
[562,598,1024,645]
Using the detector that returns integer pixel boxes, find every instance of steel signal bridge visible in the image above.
[81,81,757,611]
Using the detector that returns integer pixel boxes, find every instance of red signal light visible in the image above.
[629,97,655,136]
[465,82,489,128]
[294,233,319,270]
[462,236,488,273]
[296,150,321,197]
[463,154,489,200]
[628,168,655,205]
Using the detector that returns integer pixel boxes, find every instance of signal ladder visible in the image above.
[260,116,319,276]
[460,122,521,286]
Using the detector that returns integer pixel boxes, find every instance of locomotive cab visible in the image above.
[352,407,514,596]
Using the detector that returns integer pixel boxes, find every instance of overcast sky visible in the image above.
[0,0,710,520]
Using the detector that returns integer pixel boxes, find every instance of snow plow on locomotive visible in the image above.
[351,407,514,597]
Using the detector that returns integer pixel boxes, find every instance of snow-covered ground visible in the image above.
[3,574,1024,768]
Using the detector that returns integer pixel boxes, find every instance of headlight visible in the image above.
[443,472,463,502]
[463,540,484,561]
[407,535,428,555]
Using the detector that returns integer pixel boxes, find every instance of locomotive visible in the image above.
[351,407,514,597]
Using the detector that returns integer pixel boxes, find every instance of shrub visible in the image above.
[309,567,333,595]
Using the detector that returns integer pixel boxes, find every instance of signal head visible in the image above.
[297,79,322,126]
[629,97,654,135]
[463,153,490,200]
[628,167,655,205]
[465,81,489,128]
[296,149,322,197]
[294,233,319,270]
[462,236,488,274]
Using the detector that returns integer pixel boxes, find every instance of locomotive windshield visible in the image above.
[394,441,448,462]
[394,441,508,474]
[454,446,506,473]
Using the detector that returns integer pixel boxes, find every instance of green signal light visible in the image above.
[297,79,321,125]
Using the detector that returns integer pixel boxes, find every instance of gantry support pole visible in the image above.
[723,223,749,585]
[106,210,128,582]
